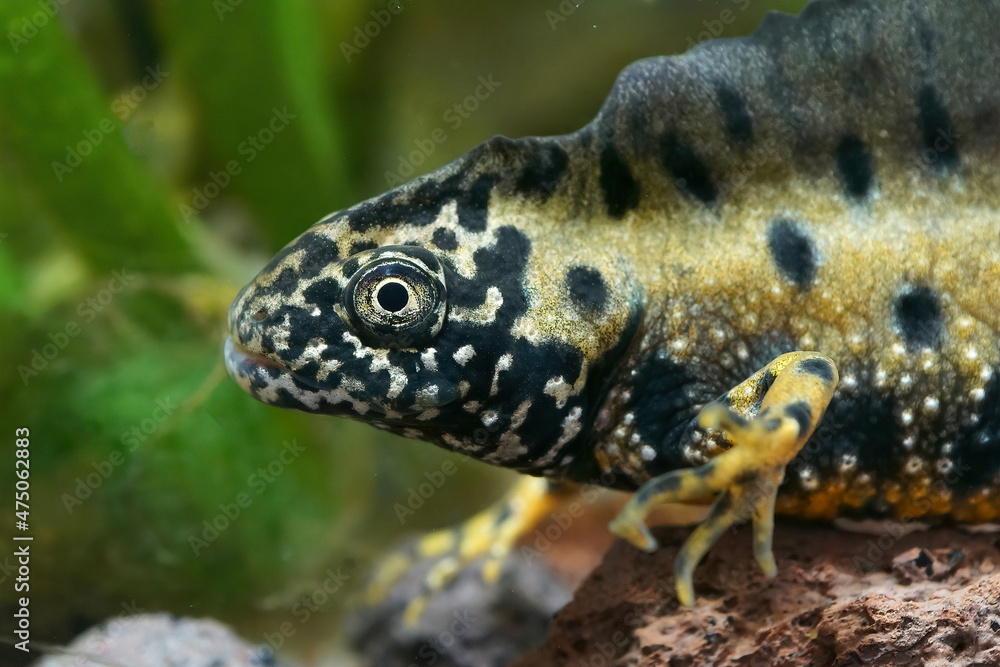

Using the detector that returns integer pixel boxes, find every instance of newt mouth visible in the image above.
[223,337,334,397]
[224,337,279,374]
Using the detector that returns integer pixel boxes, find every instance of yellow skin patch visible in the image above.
[363,476,558,626]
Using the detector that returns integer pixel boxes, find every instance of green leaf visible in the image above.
[0,2,199,273]
[156,1,352,250]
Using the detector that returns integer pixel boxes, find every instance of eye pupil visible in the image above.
[376,281,409,312]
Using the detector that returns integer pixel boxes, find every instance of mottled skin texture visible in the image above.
[226,0,999,606]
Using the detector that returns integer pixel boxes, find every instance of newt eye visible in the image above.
[343,247,447,348]
[375,279,410,313]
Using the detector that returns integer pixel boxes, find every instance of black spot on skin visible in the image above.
[349,240,378,255]
[341,256,361,279]
[767,218,817,289]
[269,267,301,299]
[790,385,899,501]
[659,133,717,204]
[515,143,569,202]
[445,226,531,315]
[347,172,464,232]
[294,232,340,279]
[627,355,704,476]
[894,285,944,350]
[431,227,458,251]
[835,135,874,199]
[757,370,776,398]
[456,175,494,231]
[301,278,342,308]
[636,475,680,505]
[917,85,959,174]
[565,266,608,312]
[786,401,812,435]
[599,144,640,218]
[717,85,753,146]
[799,357,835,384]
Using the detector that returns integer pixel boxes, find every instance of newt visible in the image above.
[225,0,999,617]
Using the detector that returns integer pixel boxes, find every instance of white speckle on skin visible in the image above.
[453,345,476,365]
[420,348,439,372]
[415,409,440,421]
[386,365,409,400]
[415,384,439,407]
[900,374,912,388]
[966,347,979,360]
[798,465,818,491]
[490,353,513,396]
[641,445,656,462]
[491,432,527,461]
[623,412,634,425]
[900,409,914,426]
[450,286,503,324]
[544,376,572,408]
[510,400,532,430]
[923,396,939,412]
[902,435,916,450]
[463,400,481,413]
[481,410,499,428]
[892,343,906,356]
[971,387,985,402]
[841,374,857,390]
[936,458,954,475]
[555,406,584,448]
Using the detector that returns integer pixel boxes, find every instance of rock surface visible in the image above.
[32,613,285,667]
[512,523,1000,667]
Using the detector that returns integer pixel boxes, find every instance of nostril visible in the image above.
[253,308,268,322]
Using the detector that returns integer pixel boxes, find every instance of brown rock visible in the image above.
[513,524,1000,666]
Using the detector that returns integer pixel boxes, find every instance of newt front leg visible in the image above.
[609,351,839,606]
